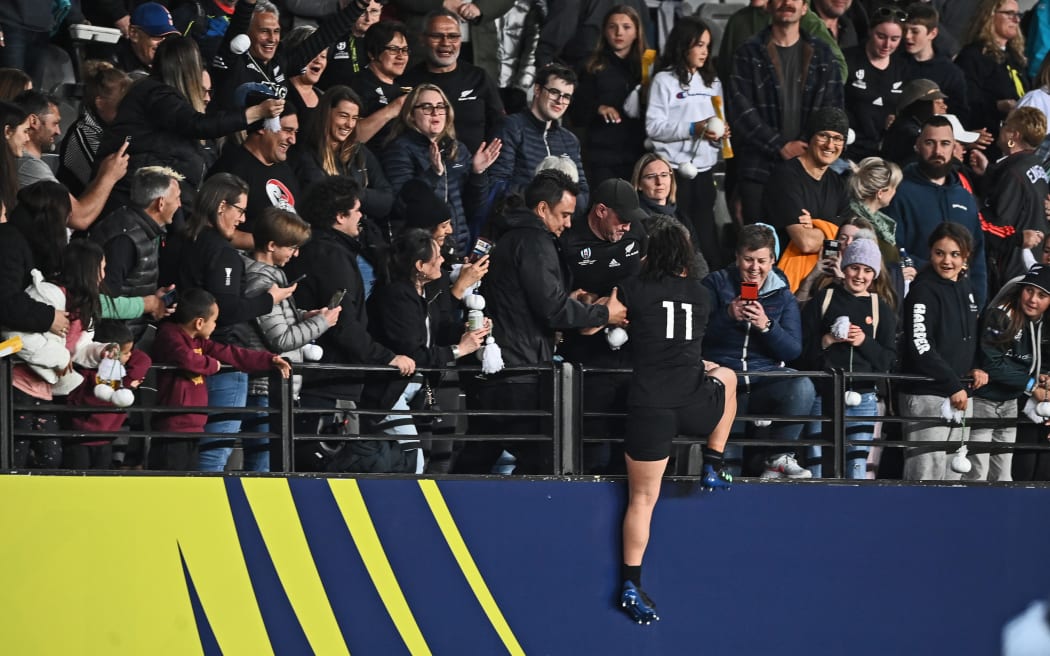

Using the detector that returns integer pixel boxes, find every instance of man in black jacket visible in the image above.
[456,170,627,474]
[209,0,373,113]
[285,176,415,465]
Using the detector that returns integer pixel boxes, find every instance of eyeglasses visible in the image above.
[542,86,573,104]
[995,9,1022,20]
[872,6,907,23]
[813,131,846,145]
[425,32,461,42]
[382,45,411,56]
[226,202,247,217]
[413,102,449,115]
[641,172,672,182]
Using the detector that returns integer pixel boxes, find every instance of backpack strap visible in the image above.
[821,287,880,335]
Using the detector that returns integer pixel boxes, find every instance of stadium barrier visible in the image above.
[2,359,1049,477]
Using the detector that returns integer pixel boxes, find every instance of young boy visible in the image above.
[902,4,970,121]
[65,321,152,469]
[150,288,291,471]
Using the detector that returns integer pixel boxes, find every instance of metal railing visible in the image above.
[3,358,1050,478]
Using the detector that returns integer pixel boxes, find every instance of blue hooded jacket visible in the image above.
[885,162,987,307]
[702,266,803,377]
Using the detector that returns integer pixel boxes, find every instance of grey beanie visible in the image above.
[806,106,849,139]
[841,238,882,278]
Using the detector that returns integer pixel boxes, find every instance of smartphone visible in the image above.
[822,239,841,261]
[327,289,346,309]
[468,237,493,263]
[740,281,758,301]
[285,273,306,287]
[161,288,177,307]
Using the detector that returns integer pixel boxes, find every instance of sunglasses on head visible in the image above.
[871,5,907,23]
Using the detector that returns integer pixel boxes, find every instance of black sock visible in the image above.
[702,446,724,468]
[621,564,641,587]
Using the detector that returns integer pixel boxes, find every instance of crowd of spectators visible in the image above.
[1,0,1050,482]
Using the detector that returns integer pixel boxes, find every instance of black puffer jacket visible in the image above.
[479,207,608,369]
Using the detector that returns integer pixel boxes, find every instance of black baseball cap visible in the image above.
[593,178,647,223]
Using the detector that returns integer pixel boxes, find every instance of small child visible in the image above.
[65,320,152,469]
[149,288,291,471]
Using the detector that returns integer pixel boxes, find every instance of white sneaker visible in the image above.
[762,453,812,479]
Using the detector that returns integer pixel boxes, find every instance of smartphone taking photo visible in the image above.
[327,289,346,309]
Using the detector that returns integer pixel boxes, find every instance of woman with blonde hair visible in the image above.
[631,152,709,278]
[381,83,501,255]
[955,0,1029,149]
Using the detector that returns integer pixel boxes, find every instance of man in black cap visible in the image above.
[760,106,851,260]
[560,178,648,472]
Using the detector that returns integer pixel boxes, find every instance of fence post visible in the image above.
[280,373,295,473]
[552,364,563,476]
[833,369,846,479]
[559,363,577,475]
[0,360,12,470]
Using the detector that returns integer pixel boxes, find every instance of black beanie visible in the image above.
[398,179,451,230]
[805,106,849,139]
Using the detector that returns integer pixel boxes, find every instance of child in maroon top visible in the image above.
[65,321,152,469]
[149,289,291,470]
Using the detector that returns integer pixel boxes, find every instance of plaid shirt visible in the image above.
[727,26,844,184]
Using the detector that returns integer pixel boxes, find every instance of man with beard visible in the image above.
[886,115,988,305]
[728,0,843,224]
[397,9,505,155]
[811,0,858,49]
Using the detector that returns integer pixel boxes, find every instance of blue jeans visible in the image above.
[199,371,248,472]
[805,392,877,479]
[724,372,816,476]
[242,393,271,473]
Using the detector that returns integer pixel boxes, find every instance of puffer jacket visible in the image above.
[382,129,488,257]
[701,265,805,380]
[490,110,590,208]
[480,0,542,90]
[243,257,330,397]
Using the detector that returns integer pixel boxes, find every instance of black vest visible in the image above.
[90,207,164,338]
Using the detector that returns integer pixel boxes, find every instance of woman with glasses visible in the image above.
[843,6,909,160]
[349,21,412,147]
[164,173,297,472]
[631,152,709,279]
[571,5,648,184]
[645,16,730,271]
[381,83,502,256]
[955,0,1030,152]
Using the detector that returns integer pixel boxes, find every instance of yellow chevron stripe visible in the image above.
[242,478,351,655]
[328,479,431,655]
[417,480,525,656]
